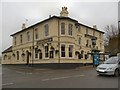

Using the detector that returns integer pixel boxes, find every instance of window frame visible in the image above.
[14,37,16,45]
[78,37,81,45]
[16,51,19,60]
[69,45,73,57]
[35,28,39,40]
[68,23,73,36]
[20,34,23,44]
[45,46,49,58]
[27,31,30,42]
[35,48,38,59]
[61,22,65,35]
[44,24,49,37]
[61,44,65,57]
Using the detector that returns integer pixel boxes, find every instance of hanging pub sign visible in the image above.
[37,37,53,44]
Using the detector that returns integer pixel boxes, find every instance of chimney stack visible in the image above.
[49,15,51,18]
[22,23,26,30]
[60,7,69,17]
[93,25,97,29]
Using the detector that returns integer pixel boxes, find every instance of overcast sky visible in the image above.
[1,0,119,55]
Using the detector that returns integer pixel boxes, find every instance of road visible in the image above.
[2,65,118,88]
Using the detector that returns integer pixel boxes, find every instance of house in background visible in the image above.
[2,7,104,64]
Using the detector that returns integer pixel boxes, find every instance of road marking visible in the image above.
[2,83,14,86]
[42,79,50,81]
[42,74,85,81]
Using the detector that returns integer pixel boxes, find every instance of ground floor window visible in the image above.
[50,51,54,58]
[61,44,65,57]
[39,52,42,59]
[78,54,83,59]
[85,54,88,59]
[4,55,7,60]
[16,51,19,60]
[69,45,73,57]
[35,48,38,58]
[45,46,49,58]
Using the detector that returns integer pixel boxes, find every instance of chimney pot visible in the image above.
[22,23,26,30]
[93,25,97,29]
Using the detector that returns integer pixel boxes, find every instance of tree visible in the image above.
[104,25,119,56]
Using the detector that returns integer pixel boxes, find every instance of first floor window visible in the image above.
[61,44,65,57]
[14,37,16,45]
[27,32,30,41]
[35,28,39,40]
[44,24,49,36]
[68,24,73,36]
[20,34,23,44]
[61,23,65,35]
[69,45,73,57]
[78,37,81,45]
[45,46,49,58]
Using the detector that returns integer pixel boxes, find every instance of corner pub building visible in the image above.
[2,7,104,65]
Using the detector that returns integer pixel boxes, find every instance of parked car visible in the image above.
[96,56,120,76]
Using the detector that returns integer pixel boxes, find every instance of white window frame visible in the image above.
[68,23,73,36]
[61,22,65,35]
[44,24,49,37]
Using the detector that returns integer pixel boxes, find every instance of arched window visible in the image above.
[4,55,7,60]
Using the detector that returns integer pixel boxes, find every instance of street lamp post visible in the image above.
[118,21,120,53]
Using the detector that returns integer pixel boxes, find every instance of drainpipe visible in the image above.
[32,27,34,66]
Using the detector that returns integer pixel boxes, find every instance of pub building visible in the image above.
[2,7,104,64]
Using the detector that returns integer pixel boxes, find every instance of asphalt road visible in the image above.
[2,65,118,88]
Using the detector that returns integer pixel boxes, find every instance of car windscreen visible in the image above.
[104,57,118,64]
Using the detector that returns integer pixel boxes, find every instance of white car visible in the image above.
[96,56,120,76]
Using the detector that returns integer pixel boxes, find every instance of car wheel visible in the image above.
[114,69,119,77]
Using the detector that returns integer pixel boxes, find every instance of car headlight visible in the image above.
[107,68,113,70]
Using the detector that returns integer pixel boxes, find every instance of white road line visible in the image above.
[2,83,14,86]
[42,74,85,81]
[42,79,50,81]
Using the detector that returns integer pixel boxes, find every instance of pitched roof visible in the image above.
[10,16,104,36]
[2,46,12,53]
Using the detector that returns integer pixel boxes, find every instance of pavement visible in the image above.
[2,64,119,88]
